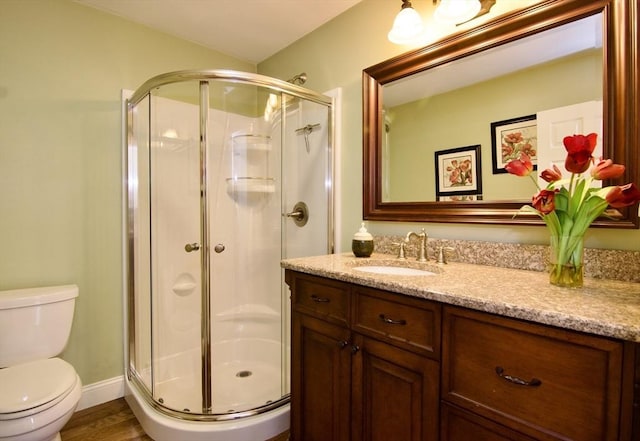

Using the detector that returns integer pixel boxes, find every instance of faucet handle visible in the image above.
[436,246,455,264]
[392,242,407,260]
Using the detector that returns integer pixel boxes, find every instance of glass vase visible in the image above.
[549,235,584,288]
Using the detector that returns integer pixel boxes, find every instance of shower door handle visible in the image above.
[185,243,200,252]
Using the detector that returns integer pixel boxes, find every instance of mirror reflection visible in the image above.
[381,14,603,203]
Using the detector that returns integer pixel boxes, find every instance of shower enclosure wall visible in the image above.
[124,70,334,441]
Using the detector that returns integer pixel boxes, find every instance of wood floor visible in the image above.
[61,398,289,441]
[61,398,152,441]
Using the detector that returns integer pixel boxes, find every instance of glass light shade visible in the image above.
[388,6,425,44]
[434,0,481,24]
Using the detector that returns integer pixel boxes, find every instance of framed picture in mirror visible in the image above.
[491,114,537,174]
[435,144,482,198]
[438,194,483,202]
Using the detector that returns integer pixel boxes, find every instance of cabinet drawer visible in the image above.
[290,273,349,325]
[352,287,440,357]
[441,403,537,441]
[442,306,623,441]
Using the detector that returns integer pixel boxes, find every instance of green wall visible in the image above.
[259,0,640,253]
[0,0,253,385]
[1,0,637,392]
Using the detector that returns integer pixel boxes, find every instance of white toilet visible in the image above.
[0,285,82,441]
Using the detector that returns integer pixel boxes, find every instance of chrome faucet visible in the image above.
[405,228,428,262]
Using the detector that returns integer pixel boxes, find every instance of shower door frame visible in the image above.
[125,69,334,421]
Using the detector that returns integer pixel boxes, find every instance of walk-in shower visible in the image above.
[124,70,334,441]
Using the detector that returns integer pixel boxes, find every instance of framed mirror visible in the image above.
[363,0,639,228]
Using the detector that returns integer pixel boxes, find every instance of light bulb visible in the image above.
[434,0,481,24]
[388,5,425,44]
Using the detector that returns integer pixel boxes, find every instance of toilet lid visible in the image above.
[0,358,77,415]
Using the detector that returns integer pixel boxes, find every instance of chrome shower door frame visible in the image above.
[125,69,334,421]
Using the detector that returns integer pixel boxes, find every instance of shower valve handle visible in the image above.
[286,201,309,227]
[286,210,304,220]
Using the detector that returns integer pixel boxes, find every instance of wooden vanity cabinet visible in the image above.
[288,271,441,441]
[287,270,639,441]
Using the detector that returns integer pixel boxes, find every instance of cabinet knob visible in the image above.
[351,345,360,354]
[338,340,349,349]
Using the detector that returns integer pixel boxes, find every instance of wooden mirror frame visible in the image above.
[363,0,639,228]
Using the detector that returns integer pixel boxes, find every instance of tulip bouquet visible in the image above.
[506,133,640,287]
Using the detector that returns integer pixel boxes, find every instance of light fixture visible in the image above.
[388,0,489,45]
[434,0,482,24]
[388,0,425,45]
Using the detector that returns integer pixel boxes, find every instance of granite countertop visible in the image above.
[281,253,640,342]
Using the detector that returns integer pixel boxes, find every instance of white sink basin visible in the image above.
[353,265,437,276]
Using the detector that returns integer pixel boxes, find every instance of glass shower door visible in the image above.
[280,94,333,398]
[148,82,204,414]
[282,96,332,260]
[206,82,285,414]
[128,93,153,395]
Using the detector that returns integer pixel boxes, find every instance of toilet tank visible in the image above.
[0,284,78,367]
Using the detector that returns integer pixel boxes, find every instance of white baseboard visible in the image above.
[76,375,125,411]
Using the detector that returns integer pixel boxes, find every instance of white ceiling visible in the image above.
[75,0,362,64]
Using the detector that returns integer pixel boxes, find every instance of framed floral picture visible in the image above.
[437,194,483,202]
[434,145,482,197]
[491,114,537,174]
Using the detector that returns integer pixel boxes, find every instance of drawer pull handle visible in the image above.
[495,366,542,387]
[379,314,407,325]
[311,294,330,303]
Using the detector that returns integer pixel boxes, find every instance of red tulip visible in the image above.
[606,183,640,208]
[563,133,597,173]
[540,164,562,183]
[505,153,534,177]
[591,158,625,180]
[532,189,558,214]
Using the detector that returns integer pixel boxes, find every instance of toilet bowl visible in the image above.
[0,359,82,441]
[0,285,81,441]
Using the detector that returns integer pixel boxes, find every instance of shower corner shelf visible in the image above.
[231,133,272,152]
[226,177,275,194]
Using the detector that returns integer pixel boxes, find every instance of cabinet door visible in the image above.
[291,312,352,441]
[352,334,439,441]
